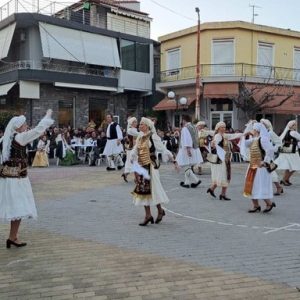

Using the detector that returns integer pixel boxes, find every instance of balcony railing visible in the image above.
[159,63,300,84]
[0,60,118,78]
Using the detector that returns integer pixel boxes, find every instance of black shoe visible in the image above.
[106,167,116,171]
[219,194,231,201]
[117,165,124,170]
[274,188,283,196]
[139,216,154,226]
[248,206,261,213]
[280,180,291,186]
[155,210,165,224]
[6,239,27,249]
[191,180,201,188]
[206,188,216,198]
[263,202,276,213]
[180,182,190,188]
[121,173,128,183]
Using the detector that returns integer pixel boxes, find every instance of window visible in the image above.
[257,42,274,78]
[58,100,74,127]
[121,39,150,73]
[167,48,180,74]
[294,47,300,80]
[212,39,234,75]
[210,99,233,111]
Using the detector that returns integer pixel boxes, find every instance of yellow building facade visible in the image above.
[156,21,300,130]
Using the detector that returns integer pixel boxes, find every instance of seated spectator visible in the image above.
[32,135,50,167]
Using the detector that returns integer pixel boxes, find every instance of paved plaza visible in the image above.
[1,162,300,299]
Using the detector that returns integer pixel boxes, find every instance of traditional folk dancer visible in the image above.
[207,122,243,200]
[131,117,177,226]
[121,117,139,182]
[243,123,276,213]
[176,115,203,188]
[195,121,214,174]
[260,119,283,196]
[0,110,53,248]
[32,135,50,167]
[275,120,300,186]
[103,114,124,171]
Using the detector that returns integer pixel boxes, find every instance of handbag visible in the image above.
[265,161,278,173]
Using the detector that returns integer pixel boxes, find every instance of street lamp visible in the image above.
[167,91,188,127]
[195,7,201,120]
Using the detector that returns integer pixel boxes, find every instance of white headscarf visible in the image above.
[280,120,296,141]
[127,117,137,131]
[215,121,226,131]
[260,118,273,131]
[140,117,156,134]
[196,121,206,127]
[1,115,26,162]
[253,122,270,141]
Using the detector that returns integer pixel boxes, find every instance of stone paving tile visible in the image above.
[0,228,299,299]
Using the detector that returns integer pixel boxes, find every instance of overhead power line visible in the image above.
[148,0,196,22]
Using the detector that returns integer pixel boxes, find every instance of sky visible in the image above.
[1,0,300,40]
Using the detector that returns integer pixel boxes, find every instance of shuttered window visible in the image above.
[166,48,180,74]
[257,42,274,78]
[294,47,300,80]
[211,39,234,75]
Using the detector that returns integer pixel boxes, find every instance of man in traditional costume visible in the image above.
[130,117,177,226]
[0,110,53,248]
[176,115,203,188]
[207,122,243,200]
[103,114,124,171]
[275,120,300,185]
[260,119,283,196]
[122,117,139,182]
[243,123,276,213]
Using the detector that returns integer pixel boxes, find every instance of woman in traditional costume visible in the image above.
[0,110,53,248]
[260,119,283,195]
[207,122,243,200]
[130,117,177,226]
[32,135,50,167]
[243,123,276,213]
[121,117,139,182]
[275,120,300,186]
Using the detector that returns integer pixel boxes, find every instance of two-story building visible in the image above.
[155,21,300,131]
[0,0,155,128]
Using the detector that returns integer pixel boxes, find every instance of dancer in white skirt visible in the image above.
[121,117,139,182]
[103,114,124,171]
[0,110,53,248]
[275,120,300,186]
[207,122,243,200]
[176,115,203,188]
[131,117,177,226]
[243,123,276,213]
[260,119,283,196]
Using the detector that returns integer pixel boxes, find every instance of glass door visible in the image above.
[210,111,233,130]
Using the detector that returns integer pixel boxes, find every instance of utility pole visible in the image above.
[249,4,260,23]
[195,7,201,120]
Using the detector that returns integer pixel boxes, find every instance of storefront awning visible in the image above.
[153,96,195,111]
[0,23,16,59]
[203,82,239,98]
[0,82,16,96]
[39,22,121,68]
[54,82,117,92]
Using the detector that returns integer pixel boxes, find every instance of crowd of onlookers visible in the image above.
[0,119,244,168]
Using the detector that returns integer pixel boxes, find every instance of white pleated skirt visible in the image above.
[244,167,273,200]
[176,148,203,167]
[132,165,170,207]
[0,177,37,221]
[275,153,300,171]
[103,140,124,156]
[210,161,229,187]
